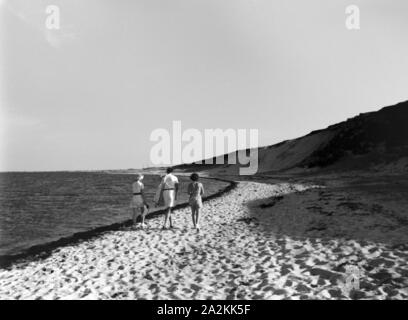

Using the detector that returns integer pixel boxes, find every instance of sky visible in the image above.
[1,0,408,171]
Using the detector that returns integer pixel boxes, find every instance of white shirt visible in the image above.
[132,181,144,193]
[163,173,179,189]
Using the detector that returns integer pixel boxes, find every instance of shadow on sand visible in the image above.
[245,175,408,246]
[241,176,408,298]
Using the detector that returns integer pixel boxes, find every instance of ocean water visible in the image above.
[0,172,229,256]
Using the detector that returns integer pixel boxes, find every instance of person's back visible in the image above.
[158,168,179,229]
[187,173,204,231]
[163,173,178,190]
[129,174,148,229]
[132,180,143,194]
[188,181,204,207]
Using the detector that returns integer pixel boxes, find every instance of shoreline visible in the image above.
[1,176,406,299]
[0,176,237,269]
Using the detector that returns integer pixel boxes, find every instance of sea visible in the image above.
[0,172,229,257]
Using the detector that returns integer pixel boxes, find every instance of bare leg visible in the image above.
[163,207,171,229]
[141,206,147,227]
[132,208,138,227]
[191,207,196,228]
[195,208,201,229]
[169,208,174,228]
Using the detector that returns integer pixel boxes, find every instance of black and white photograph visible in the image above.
[0,0,407,304]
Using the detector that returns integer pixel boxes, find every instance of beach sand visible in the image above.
[0,181,407,300]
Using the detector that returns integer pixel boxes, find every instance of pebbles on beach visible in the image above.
[0,182,407,300]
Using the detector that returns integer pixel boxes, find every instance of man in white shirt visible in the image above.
[161,167,179,229]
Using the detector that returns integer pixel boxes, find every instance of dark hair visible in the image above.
[166,167,173,174]
[190,173,199,181]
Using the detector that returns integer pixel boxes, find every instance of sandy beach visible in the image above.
[0,179,407,300]
[2,0,407,304]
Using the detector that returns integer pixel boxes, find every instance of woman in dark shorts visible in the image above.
[187,173,205,231]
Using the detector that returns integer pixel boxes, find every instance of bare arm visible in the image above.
[187,183,192,195]
[154,181,163,206]
[141,186,148,205]
[175,182,179,199]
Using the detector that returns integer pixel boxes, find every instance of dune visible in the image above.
[176,100,408,176]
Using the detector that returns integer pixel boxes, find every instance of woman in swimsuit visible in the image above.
[187,173,204,231]
[130,174,149,229]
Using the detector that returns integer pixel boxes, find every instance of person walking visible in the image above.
[187,173,204,232]
[155,168,179,229]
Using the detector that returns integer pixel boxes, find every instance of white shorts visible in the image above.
[163,189,176,208]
